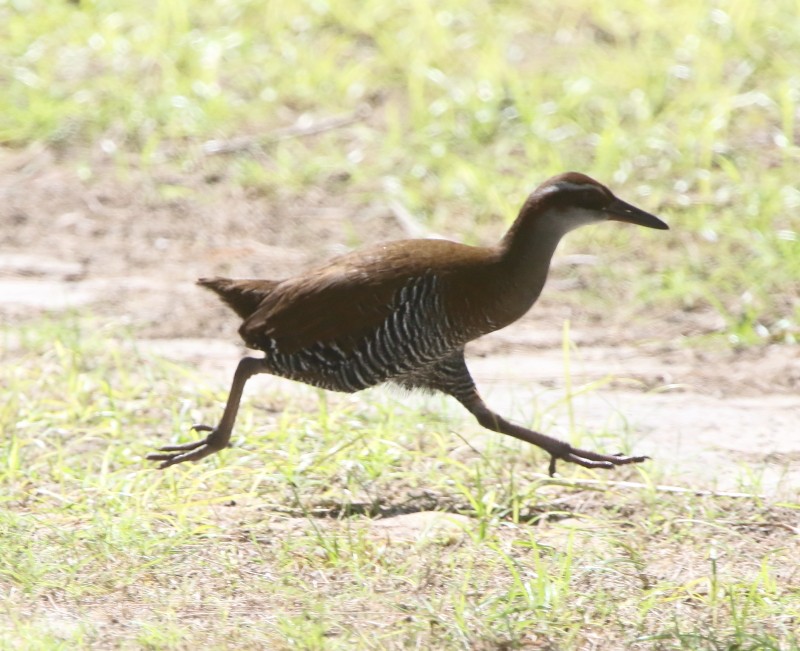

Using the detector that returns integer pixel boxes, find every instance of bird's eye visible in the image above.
[578,188,608,209]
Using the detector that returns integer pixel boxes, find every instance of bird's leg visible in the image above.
[417,352,647,476]
[459,395,648,476]
[147,356,265,469]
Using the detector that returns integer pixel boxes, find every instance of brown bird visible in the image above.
[148,172,668,475]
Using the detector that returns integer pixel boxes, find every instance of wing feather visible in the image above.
[238,239,494,354]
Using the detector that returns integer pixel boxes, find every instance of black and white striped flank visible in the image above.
[260,274,465,393]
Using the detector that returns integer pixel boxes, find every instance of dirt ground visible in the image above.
[2,144,799,497]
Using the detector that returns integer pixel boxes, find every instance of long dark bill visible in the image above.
[606,198,669,230]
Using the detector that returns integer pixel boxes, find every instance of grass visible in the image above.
[2,318,799,649]
[2,0,800,648]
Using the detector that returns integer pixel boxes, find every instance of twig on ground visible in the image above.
[731,520,800,534]
[534,474,767,500]
[202,105,372,155]
[387,199,435,239]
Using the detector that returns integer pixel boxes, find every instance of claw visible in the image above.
[147,425,230,469]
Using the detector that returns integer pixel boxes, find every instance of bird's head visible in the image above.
[527,172,669,234]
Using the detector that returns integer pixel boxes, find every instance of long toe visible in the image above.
[147,425,230,469]
[149,424,218,453]
[570,445,649,466]
[607,453,649,465]
[614,453,650,463]
[153,439,208,453]
[146,444,217,469]
[170,444,221,466]
[147,451,187,469]
[146,451,180,462]
[550,448,649,476]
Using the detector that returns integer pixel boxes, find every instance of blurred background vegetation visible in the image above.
[2,0,799,345]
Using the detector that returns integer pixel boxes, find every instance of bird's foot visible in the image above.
[147,424,230,469]
[548,446,649,477]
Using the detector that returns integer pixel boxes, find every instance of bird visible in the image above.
[148,172,668,476]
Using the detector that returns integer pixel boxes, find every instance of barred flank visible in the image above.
[260,275,466,393]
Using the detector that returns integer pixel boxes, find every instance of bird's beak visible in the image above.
[606,198,669,230]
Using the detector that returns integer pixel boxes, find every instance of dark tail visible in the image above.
[198,277,278,320]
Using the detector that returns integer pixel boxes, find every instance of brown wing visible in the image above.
[240,260,407,354]
[239,239,495,354]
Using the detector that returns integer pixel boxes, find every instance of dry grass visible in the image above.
[2,320,799,649]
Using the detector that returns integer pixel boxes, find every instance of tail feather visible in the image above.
[198,277,278,320]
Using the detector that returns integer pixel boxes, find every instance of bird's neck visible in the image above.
[497,204,568,307]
